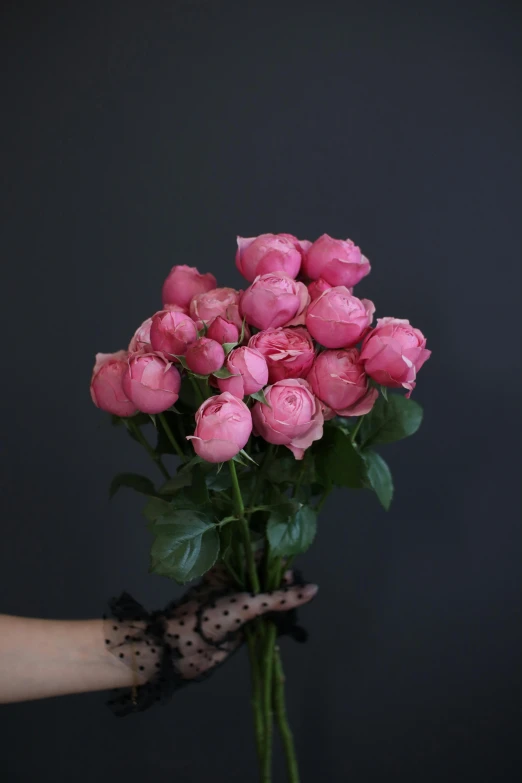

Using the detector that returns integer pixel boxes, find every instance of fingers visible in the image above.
[198,583,318,641]
[176,638,240,679]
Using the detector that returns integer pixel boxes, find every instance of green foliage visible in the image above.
[213,366,238,379]
[109,473,156,499]
[359,394,423,447]
[363,451,394,510]
[267,504,317,557]
[249,389,270,405]
[316,426,366,489]
[147,493,219,583]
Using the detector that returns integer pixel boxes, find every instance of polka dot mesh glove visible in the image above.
[104,566,317,716]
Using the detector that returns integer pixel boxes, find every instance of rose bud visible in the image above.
[305,287,374,348]
[235,233,306,282]
[150,309,198,357]
[303,234,371,288]
[306,348,378,417]
[90,351,137,417]
[360,317,431,394]
[248,327,315,382]
[190,287,241,329]
[307,278,332,300]
[122,353,181,414]
[206,316,240,345]
[185,337,226,376]
[187,392,253,463]
[251,378,324,460]
[216,347,269,399]
[128,317,153,353]
[239,272,310,330]
[162,265,217,310]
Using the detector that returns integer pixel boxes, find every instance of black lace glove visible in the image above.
[104,566,317,716]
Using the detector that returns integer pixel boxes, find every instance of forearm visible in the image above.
[0,615,141,703]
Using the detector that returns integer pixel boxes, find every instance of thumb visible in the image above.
[242,584,318,623]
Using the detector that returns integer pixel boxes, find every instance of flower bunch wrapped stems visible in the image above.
[91,232,430,782]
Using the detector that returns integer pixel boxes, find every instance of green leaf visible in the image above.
[149,511,219,583]
[249,389,270,406]
[316,427,366,488]
[238,448,259,466]
[186,464,210,505]
[267,505,317,557]
[380,386,389,401]
[143,496,173,523]
[205,467,233,491]
[360,394,423,447]
[109,473,156,499]
[363,451,394,510]
[159,471,194,495]
[213,366,239,379]
[222,341,237,355]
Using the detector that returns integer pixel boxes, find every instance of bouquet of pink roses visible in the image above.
[91,232,430,782]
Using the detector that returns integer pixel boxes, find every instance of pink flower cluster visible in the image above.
[91,233,430,462]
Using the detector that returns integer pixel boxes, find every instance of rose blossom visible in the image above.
[206,316,240,345]
[251,378,324,460]
[303,234,371,288]
[162,264,217,309]
[360,317,431,394]
[90,351,137,417]
[307,278,332,300]
[190,287,242,330]
[187,392,252,463]
[239,272,310,330]
[306,348,378,416]
[150,309,198,357]
[122,353,181,414]
[128,318,153,353]
[305,287,374,348]
[216,347,269,399]
[235,233,307,282]
[185,337,225,376]
[248,327,315,382]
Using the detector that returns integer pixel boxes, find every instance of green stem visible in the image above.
[126,419,169,480]
[228,459,260,594]
[246,629,265,763]
[273,647,300,783]
[261,623,277,782]
[158,412,185,459]
[350,415,365,444]
[314,487,331,513]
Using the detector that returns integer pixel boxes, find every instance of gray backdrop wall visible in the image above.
[1,1,520,781]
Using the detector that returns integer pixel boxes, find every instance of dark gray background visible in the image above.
[1,1,520,781]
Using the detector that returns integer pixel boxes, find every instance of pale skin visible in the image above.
[0,572,317,705]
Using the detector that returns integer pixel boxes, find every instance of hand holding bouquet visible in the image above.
[91,232,430,782]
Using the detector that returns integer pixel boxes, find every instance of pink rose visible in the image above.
[162,265,217,309]
[150,309,198,357]
[187,392,253,463]
[206,316,240,345]
[128,318,153,353]
[235,233,307,282]
[360,317,431,394]
[303,234,371,288]
[305,287,374,348]
[216,347,269,399]
[163,303,189,315]
[307,278,332,300]
[248,327,315,382]
[239,272,310,330]
[185,337,225,376]
[306,348,378,417]
[122,353,181,414]
[190,287,241,329]
[90,351,137,417]
[251,378,324,460]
